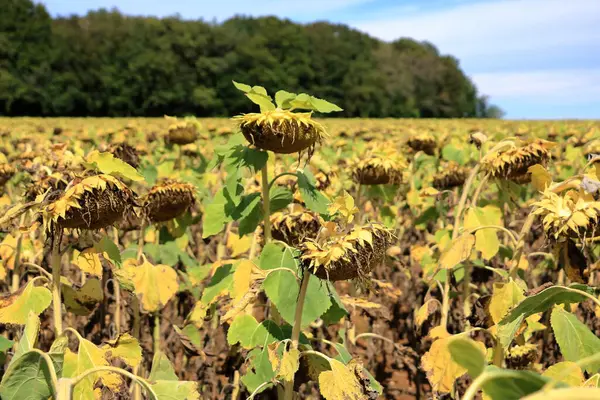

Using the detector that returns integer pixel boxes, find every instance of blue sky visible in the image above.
[41,0,600,119]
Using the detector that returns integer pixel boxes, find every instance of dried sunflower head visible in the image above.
[165,117,199,145]
[352,156,406,185]
[25,171,72,201]
[407,132,437,155]
[505,344,538,370]
[143,180,196,223]
[482,139,555,183]
[0,164,16,187]
[300,223,393,282]
[271,208,321,247]
[43,174,134,232]
[533,189,600,240]
[107,142,140,168]
[233,109,327,156]
[432,162,469,190]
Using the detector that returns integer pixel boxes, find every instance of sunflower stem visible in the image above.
[11,213,26,293]
[261,165,271,243]
[51,231,63,335]
[153,312,160,355]
[284,270,311,400]
[509,212,536,279]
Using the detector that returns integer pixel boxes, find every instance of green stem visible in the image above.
[509,212,536,279]
[153,312,160,355]
[284,270,311,400]
[11,214,26,293]
[268,172,298,190]
[261,166,271,243]
[51,232,63,335]
[112,226,121,337]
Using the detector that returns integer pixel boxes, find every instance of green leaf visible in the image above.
[259,243,297,270]
[442,144,468,165]
[95,235,122,267]
[479,366,564,400]
[275,90,297,108]
[270,186,293,212]
[85,151,144,181]
[448,336,486,378]
[463,206,503,260]
[0,336,13,354]
[263,270,332,328]
[0,351,63,400]
[200,263,234,305]
[241,346,276,394]
[140,162,158,186]
[321,288,349,325]
[225,145,269,173]
[232,81,252,93]
[288,93,342,113]
[10,312,40,367]
[297,170,330,215]
[227,314,261,349]
[202,183,244,238]
[232,81,275,112]
[149,350,179,381]
[0,279,52,325]
[150,380,200,400]
[551,306,600,374]
[233,193,263,236]
[497,284,598,348]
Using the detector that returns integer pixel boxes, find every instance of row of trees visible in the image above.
[0,0,503,118]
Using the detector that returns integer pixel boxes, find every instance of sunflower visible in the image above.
[481,139,555,182]
[432,162,469,190]
[407,132,437,155]
[233,109,327,156]
[352,156,406,185]
[43,174,134,232]
[271,208,321,247]
[505,344,538,370]
[143,180,196,223]
[165,117,199,145]
[300,223,393,281]
[0,164,16,187]
[533,189,600,240]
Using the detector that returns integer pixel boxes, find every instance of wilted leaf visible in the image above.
[489,279,525,325]
[415,299,440,328]
[85,150,144,181]
[528,164,552,191]
[62,278,103,316]
[278,347,300,382]
[122,257,178,312]
[72,248,102,277]
[542,361,585,386]
[0,279,52,325]
[102,333,142,369]
[318,359,364,400]
[227,233,252,258]
[439,233,475,270]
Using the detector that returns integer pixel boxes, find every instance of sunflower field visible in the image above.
[0,84,600,400]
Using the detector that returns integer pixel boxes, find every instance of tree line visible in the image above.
[0,0,504,118]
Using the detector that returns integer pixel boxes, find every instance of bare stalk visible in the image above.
[51,231,63,335]
[261,166,271,243]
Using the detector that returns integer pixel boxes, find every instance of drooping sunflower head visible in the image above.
[165,116,199,145]
[233,109,327,156]
[407,132,437,155]
[352,155,407,186]
[143,179,196,223]
[300,223,393,282]
[25,171,72,201]
[505,344,538,370]
[482,139,555,183]
[432,161,469,190]
[533,189,600,240]
[107,142,140,169]
[43,174,134,232]
[0,164,16,187]
[271,207,321,247]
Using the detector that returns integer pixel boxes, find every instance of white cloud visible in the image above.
[353,0,600,63]
[471,69,600,103]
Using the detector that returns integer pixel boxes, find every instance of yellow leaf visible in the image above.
[279,348,300,382]
[339,295,382,310]
[0,279,52,324]
[144,227,157,243]
[463,206,503,260]
[72,248,102,277]
[227,233,252,258]
[523,387,600,400]
[232,260,253,301]
[122,257,178,313]
[102,333,143,369]
[415,299,439,328]
[62,278,103,316]
[318,359,365,400]
[529,164,552,191]
[439,233,475,269]
[0,261,6,281]
[422,335,486,393]
[429,325,450,340]
[584,374,600,388]
[542,361,585,386]
[489,279,525,325]
[328,191,358,223]
[187,301,209,328]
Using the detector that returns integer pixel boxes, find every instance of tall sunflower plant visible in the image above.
[415,134,600,399]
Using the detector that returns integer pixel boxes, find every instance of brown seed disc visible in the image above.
[353,165,402,185]
[108,142,140,168]
[309,230,391,282]
[167,126,198,145]
[144,181,195,222]
[271,212,321,247]
[432,164,469,190]
[0,164,16,187]
[59,185,131,230]
[407,137,437,155]
[240,122,320,154]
